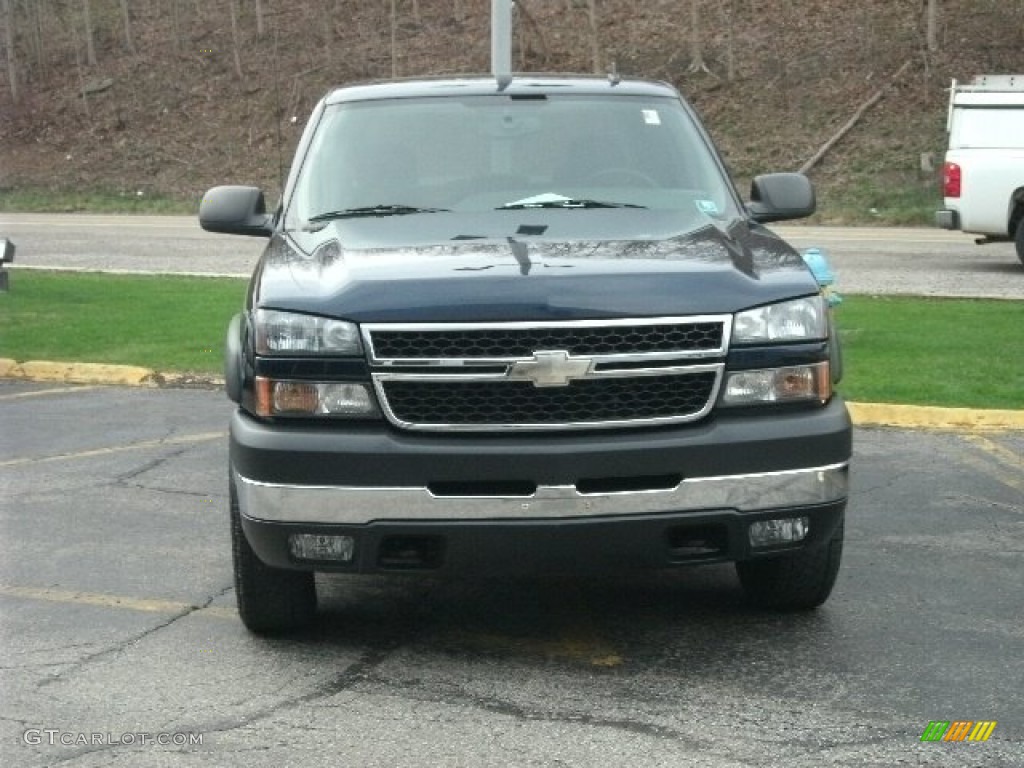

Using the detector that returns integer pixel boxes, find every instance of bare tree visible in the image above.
[2,0,16,103]
[318,0,333,65]
[82,0,96,66]
[120,0,135,53]
[515,0,549,70]
[171,0,182,53]
[390,0,398,78]
[586,0,600,73]
[12,0,46,82]
[70,15,90,119]
[229,0,243,78]
[686,0,711,74]
[719,0,735,81]
[29,0,46,77]
[925,0,940,52]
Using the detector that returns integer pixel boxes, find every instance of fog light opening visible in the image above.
[748,516,810,548]
[288,534,355,562]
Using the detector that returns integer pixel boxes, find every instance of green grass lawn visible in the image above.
[0,271,1021,409]
[836,295,1023,409]
[0,271,244,372]
[0,188,196,214]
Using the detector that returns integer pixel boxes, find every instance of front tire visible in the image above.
[230,476,316,634]
[736,513,844,611]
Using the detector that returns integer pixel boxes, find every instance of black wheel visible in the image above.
[1015,217,1024,267]
[230,476,316,634]
[736,514,844,611]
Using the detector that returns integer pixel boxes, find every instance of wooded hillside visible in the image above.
[1,1,1022,221]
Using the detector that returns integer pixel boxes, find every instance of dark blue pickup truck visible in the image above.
[201,75,851,634]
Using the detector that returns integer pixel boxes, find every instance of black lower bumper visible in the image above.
[240,500,847,575]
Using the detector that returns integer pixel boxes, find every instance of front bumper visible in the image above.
[235,462,848,525]
[231,398,851,573]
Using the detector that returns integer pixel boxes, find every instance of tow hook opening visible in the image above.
[377,535,445,570]
[666,524,729,561]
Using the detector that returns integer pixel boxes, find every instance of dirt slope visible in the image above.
[1,0,1021,220]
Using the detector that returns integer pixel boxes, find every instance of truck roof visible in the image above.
[952,92,1024,107]
[955,74,1024,92]
[324,75,681,105]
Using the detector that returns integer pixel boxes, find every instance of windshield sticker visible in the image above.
[642,109,661,126]
[696,199,719,216]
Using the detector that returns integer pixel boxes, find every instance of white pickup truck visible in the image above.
[934,74,1024,267]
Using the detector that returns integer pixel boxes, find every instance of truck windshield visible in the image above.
[286,94,737,229]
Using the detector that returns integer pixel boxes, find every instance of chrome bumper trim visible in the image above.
[235,462,849,525]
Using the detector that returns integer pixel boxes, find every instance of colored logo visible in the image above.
[920,720,997,742]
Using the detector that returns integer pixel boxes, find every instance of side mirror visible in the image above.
[747,173,816,223]
[199,186,273,237]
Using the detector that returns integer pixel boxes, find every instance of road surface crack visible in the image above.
[112,447,187,483]
[39,642,402,765]
[36,584,234,689]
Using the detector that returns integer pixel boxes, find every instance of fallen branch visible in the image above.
[799,60,912,175]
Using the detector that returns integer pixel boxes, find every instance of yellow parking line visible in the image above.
[962,434,1023,469]
[960,434,1024,494]
[0,431,226,468]
[958,434,1024,493]
[0,385,103,400]
[0,584,235,619]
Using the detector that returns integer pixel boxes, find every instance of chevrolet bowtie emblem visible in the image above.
[507,350,594,387]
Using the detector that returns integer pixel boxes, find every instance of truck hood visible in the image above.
[251,220,817,322]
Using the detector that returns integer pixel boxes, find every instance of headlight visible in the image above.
[255,309,362,355]
[255,378,380,418]
[733,296,826,343]
[722,362,831,406]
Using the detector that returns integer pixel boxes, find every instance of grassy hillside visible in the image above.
[1,0,1022,222]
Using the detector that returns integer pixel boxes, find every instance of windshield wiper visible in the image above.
[497,197,645,210]
[307,204,450,223]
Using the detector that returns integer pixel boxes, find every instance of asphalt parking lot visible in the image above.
[1,381,1022,767]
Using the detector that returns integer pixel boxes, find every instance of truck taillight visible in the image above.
[942,162,961,198]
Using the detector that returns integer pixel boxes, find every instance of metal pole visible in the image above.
[491,0,512,82]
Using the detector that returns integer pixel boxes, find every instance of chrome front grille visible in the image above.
[380,372,719,427]
[363,317,730,432]
[368,321,724,360]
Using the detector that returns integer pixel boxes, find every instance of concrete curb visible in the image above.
[847,402,1024,432]
[1,359,160,386]
[2,359,1022,430]
[0,359,224,389]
